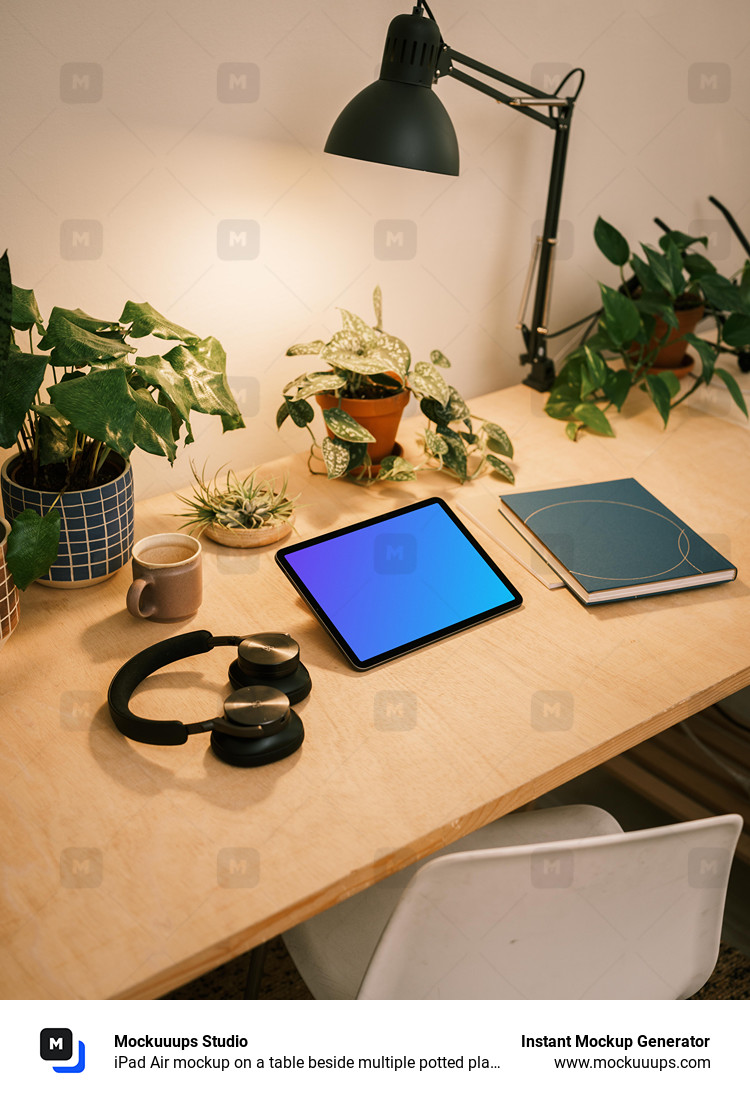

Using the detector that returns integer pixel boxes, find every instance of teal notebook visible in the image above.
[498,478,737,604]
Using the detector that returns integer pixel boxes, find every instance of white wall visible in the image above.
[2,0,749,498]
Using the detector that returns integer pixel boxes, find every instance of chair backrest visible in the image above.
[357,814,742,999]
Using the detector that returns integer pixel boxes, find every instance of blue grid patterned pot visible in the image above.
[1,455,135,588]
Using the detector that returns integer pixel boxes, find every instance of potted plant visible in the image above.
[545,218,750,439]
[174,463,298,547]
[0,250,244,588]
[278,287,515,484]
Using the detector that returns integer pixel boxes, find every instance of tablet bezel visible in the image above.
[274,496,523,670]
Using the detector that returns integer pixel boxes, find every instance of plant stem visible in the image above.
[669,377,704,410]
[89,441,103,482]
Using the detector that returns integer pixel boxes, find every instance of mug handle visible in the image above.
[127,578,155,619]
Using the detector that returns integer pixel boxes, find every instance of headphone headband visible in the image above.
[107,630,243,744]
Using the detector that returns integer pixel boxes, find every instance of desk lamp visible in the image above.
[324,1,584,392]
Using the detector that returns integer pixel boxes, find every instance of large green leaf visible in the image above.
[722,312,750,348]
[437,429,468,481]
[700,273,745,313]
[446,386,471,422]
[423,426,448,456]
[0,252,11,364]
[685,333,717,383]
[573,402,615,436]
[409,361,450,405]
[159,389,193,445]
[374,331,410,377]
[482,421,513,458]
[683,253,716,280]
[322,407,375,443]
[579,346,609,397]
[644,374,673,427]
[662,237,686,298]
[322,345,406,378]
[286,340,325,357]
[378,455,417,481]
[430,349,451,370]
[420,396,453,425]
[283,370,346,401]
[630,254,663,297]
[163,337,244,431]
[133,355,194,431]
[132,388,178,461]
[344,441,369,473]
[372,286,383,330]
[715,367,749,417]
[600,284,642,349]
[33,403,76,466]
[38,306,121,341]
[641,245,676,298]
[6,507,61,590]
[485,454,514,482]
[338,309,379,350]
[42,315,132,365]
[11,285,45,334]
[0,350,49,448]
[119,300,199,343]
[594,217,629,266]
[601,368,633,411]
[277,396,315,429]
[48,367,136,456]
[321,437,351,478]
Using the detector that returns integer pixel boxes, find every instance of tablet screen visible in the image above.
[275,497,522,669]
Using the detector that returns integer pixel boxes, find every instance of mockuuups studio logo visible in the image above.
[60,63,102,103]
[530,850,574,889]
[688,63,731,103]
[530,62,573,96]
[217,63,260,103]
[531,690,574,731]
[374,220,417,260]
[60,221,103,261]
[374,690,418,731]
[373,532,417,574]
[217,220,260,260]
[40,1028,86,1074]
[217,847,260,888]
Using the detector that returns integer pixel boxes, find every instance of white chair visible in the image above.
[282,805,742,999]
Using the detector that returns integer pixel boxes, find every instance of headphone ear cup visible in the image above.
[210,711,304,767]
[228,657,312,705]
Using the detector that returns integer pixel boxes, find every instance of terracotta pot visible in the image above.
[648,300,705,371]
[1,454,135,588]
[316,388,410,464]
[0,516,20,649]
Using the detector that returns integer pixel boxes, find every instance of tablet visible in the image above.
[275,497,522,669]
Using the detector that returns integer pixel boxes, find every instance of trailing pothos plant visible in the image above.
[277,287,515,484]
[545,217,750,440]
[0,250,244,587]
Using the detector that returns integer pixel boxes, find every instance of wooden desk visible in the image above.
[1,383,749,999]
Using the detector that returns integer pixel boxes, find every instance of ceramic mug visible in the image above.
[126,533,202,622]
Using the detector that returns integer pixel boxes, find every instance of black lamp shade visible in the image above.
[324,12,460,176]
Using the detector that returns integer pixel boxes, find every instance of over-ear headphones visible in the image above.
[107,630,311,767]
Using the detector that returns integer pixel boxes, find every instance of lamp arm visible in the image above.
[436,41,582,390]
[438,48,564,129]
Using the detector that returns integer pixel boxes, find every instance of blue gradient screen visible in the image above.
[277,499,520,666]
